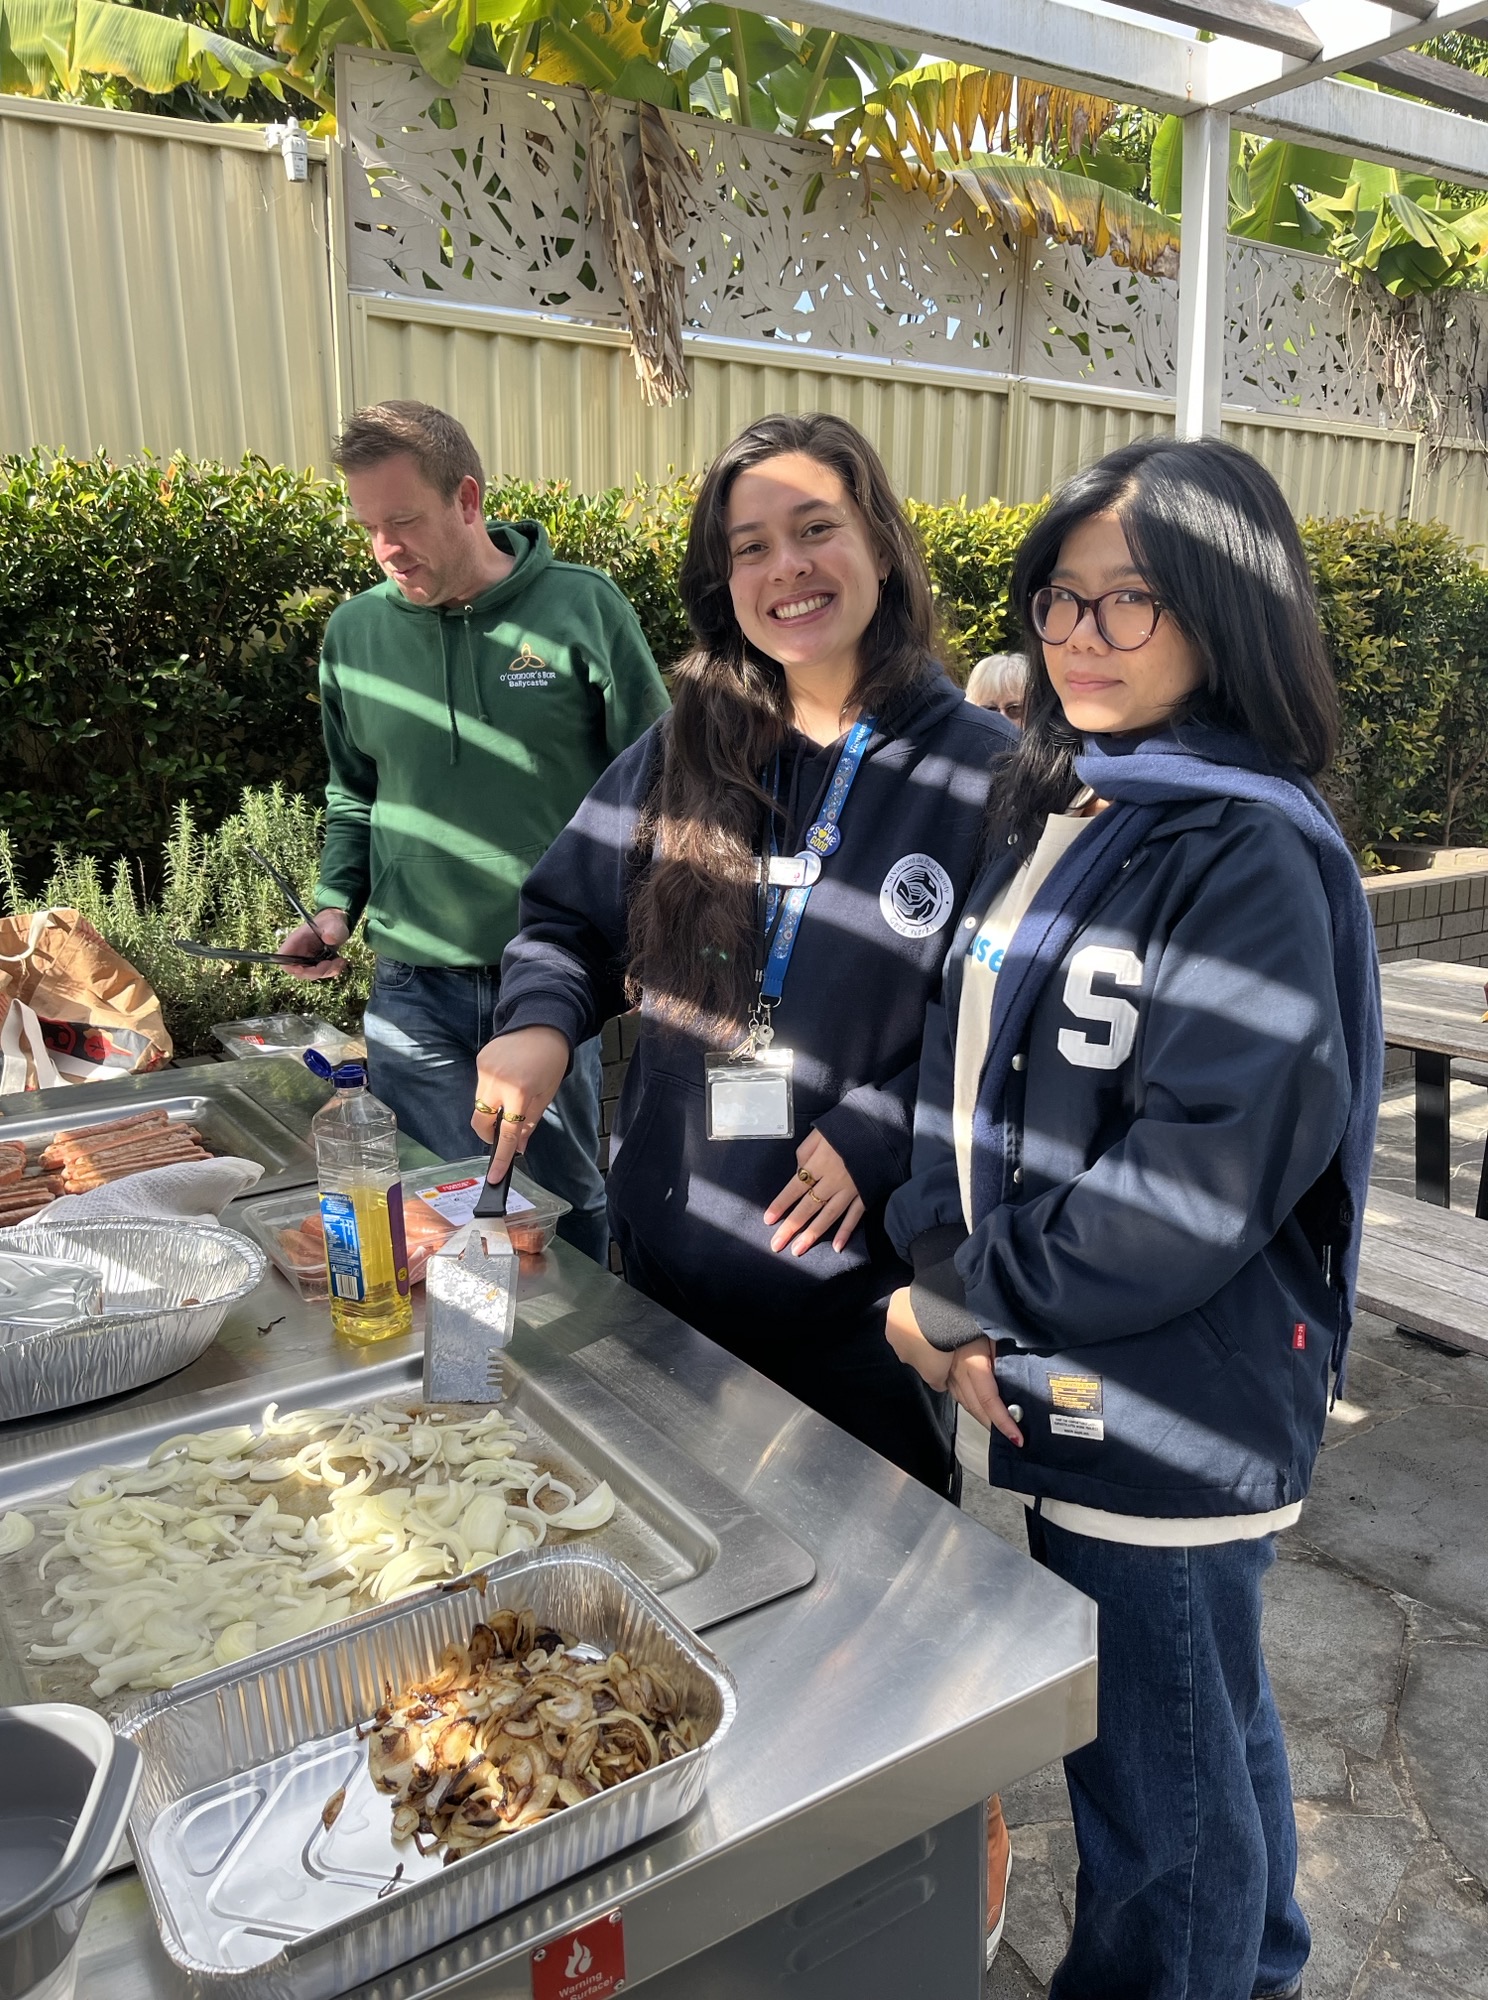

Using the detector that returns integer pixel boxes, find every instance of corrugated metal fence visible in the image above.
[2,91,1485,548]
[0,95,336,471]
[352,298,1486,545]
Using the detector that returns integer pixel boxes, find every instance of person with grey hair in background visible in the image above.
[966,650,1029,726]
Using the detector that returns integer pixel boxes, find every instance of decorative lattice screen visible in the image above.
[340,53,1019,372]
[340,51,1488,431]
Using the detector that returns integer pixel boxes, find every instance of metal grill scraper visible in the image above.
[421,1128,518,1405]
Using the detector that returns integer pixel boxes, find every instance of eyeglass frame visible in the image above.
[1029,584,1165,652]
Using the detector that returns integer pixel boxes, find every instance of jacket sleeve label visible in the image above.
[1047,1370,1105,1441]
[1047,1371,1103,1414]
[1049,1414,1105,1440]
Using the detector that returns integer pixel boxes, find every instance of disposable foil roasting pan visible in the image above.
[121,1546,737,2000]
[0,1221,267,1421]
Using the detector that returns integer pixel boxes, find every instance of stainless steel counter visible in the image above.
[3,1063,1098,1998]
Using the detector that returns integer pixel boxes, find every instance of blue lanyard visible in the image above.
[760,716,875,1006]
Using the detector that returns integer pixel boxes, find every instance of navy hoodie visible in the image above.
[494,676,1010,1349]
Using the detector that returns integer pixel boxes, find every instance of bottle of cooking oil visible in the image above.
[305,1053,412,1345]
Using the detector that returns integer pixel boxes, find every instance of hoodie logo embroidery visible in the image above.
[880,854,954,939]
[502,644,556,688]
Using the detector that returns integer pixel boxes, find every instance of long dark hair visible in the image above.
[994,437,1340,849]
[628,412,943,1043]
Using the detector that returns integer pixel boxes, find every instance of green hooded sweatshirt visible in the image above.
[313,522,669,967]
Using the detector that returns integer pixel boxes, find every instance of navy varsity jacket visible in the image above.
[886,739,1380,1521]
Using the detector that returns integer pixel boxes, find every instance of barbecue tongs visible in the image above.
[174,847,336,966]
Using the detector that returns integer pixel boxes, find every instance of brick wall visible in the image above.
[1366,866,1488,969]
[1366,863,1488,1083]
[597,1012,642,1172]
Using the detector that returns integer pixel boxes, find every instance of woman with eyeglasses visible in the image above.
[882,437,1382,2000]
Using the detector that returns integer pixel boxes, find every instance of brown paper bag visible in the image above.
[0,908,172,1093]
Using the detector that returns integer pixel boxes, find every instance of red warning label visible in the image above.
[531,1912,626,2000]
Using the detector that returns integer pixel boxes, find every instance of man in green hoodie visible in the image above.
[280,402,670,1261]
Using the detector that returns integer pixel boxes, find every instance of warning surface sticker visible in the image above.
[531,1913,626,2000]
[412,1176,535,1228]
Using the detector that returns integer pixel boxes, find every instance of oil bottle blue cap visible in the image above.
[303,1048,367,1088]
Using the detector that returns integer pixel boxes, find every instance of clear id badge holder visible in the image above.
[705,1014,794,1139]
[706,715,874,1143]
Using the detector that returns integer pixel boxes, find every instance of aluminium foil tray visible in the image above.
[0,1220,266,1421]
[122,1546,736,2000]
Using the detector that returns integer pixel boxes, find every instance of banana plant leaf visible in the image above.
[833,60,1117,187]
[405,0,475,87]
[1353,191,1488,294]
[1149,112,1182,216]
[1230,138,1349,247]
[0,0,284,93]
[1311,162,1488,295]
[537,2,652,89]
[942,151,1180,278]
[1061,136,1145,197]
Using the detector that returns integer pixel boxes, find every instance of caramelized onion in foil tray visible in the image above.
[364,1607,702,1862]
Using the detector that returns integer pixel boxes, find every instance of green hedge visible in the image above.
[0,454,371,882]
[3,450,1488,896]
[1304,515,1488,852]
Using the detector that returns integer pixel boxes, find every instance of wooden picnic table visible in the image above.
[1359,1185,1488,1358]
[1378,957,1488,1211]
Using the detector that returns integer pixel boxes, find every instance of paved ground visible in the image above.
[969,1079,1488,1998]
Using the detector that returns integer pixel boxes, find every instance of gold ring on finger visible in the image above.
[474,1099,496,1116]
[501,1111,525,1125]
[806,1189,826,1207]
[798,1167,818,1186]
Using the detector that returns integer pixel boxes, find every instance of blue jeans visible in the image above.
[1026,1511,1310,2000]
[363,958,610,1264]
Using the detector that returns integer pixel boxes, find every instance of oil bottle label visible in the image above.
[387,1181,411,1298]
[320,1192,365,1302]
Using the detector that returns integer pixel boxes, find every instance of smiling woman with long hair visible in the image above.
[885,436,1384,1999]
[469,413,1008,1502]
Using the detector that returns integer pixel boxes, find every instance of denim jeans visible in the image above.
[1026,1511,1310,2000]
[363,958,609,1264]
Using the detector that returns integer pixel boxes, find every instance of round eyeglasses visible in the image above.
[1030,585,1164,651]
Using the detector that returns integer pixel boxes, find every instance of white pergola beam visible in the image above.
[727,0,1488,187]
[1204,2,1488,111]
[1244,76,1488,185]
[1177,108,1230,439]
[1350,47,1488,119]
[722,0,1200,112]
[1132,1,1323,60]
